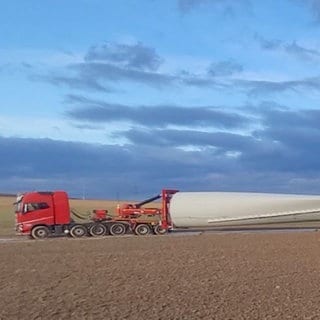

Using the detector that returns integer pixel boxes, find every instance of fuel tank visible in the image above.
[169,192,320,227]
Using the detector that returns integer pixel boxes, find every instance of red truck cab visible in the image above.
[15,191,71,237]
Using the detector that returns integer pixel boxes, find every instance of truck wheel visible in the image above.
[153,225,167,235]
[89,223,107,237]
[109,223,126,236]
[70,225,87,238]
[134,224,151,236]
[31,226,50,239]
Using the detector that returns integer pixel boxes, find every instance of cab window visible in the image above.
[23,202,49,213]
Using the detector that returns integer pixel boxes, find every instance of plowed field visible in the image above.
[1,232,320,319]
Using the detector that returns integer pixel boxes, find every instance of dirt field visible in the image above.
[1,232,320,319]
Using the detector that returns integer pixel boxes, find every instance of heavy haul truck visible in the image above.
[15,189,320,239]
[15,189,178,239]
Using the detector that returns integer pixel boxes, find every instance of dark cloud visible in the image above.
[69,62,175,88]
[294,0,320,21]
[177,0,250,14]
[38,58,238,92]
[30,42,175,91]
[255,34,320,62]
[0,136,240,198]
[259,107,320,129]
[66,100,320,178]
[237,76,320,96]
[21,62,33,69]
[254,34,282,50]
[309,0,320,20]
[111,105,320,179]
[85,42,163,71]
[65,95,249,129]
[118,128,255,150]
[181,70,320,96]
[0,137,124,178]
[208,60,243,77]
[233,105,320,175]
[285,41,320,61]
[31,74,111,92]
[63,42,170,90]
[253,108,320,159]
[72,123,105,130]
[180,75,225,88]
[115,126,305,176]
[34,64,174,92]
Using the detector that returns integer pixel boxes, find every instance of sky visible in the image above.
[2,0,320,199]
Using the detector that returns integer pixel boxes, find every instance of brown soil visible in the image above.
[1,232,320,319]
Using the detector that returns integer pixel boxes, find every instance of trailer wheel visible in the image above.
[31,226,50,239]
[89,223,107,237]
[153,225,167,235]
[70,225,87,238]
[109,223,126,236]
[134,224,151,236]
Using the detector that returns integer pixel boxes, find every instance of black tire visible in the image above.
[134,224,151,236]
[89,223,107,237]
[153,225,167,235]
[70,225,87,238]
[109,223,127,236]
[31,226,50,239]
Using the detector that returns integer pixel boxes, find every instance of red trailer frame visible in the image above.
[160,189,179,229]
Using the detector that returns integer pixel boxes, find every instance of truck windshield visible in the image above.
[14,194,23,213]
[14,201,22,213]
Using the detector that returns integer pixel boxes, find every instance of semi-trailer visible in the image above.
[15,189,320,239]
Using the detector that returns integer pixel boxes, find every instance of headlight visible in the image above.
[16,224,23,232]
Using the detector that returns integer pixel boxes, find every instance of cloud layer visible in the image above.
[255,34,320,62]
[65,94,249,129]
[31,39,320,99]
[85,42,163,71]
[3,101,320,198]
